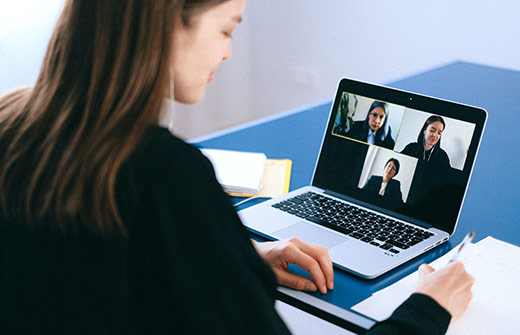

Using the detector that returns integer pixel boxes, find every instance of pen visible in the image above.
[449,231,475,263]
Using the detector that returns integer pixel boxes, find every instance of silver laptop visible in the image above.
[239,78,487,279]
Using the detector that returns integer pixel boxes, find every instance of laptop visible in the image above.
[238,78,487,279]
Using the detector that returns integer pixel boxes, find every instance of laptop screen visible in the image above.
[313,78,487,234]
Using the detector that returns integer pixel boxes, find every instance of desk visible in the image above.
[194,62,520,330]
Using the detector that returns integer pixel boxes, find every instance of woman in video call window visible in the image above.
[401,115,451,168]
[346,101,395,149]
[363,158,404,206]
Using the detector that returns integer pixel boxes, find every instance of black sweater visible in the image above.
[0,126,450,334]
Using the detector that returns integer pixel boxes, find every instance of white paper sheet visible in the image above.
[352,236,520,334]
[200,148,266,195]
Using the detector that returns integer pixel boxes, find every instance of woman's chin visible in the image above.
[175,89,206,105]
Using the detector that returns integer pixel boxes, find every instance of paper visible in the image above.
[352,236,520,334]
[201,148,266,196]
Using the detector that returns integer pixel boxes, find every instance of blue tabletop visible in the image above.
[195,61,520,314]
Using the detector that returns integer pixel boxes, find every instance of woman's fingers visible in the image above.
[414,261,475,322]
[275,239,328,293]
[290,238,334,290]
[252,238,334,294]
[274,267,318,292]
[418,263,435,278]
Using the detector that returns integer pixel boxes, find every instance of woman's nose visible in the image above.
[223,41,232,61]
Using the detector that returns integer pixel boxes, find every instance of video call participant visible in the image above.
[0,0,474,334]
[401,115,451,168]
[363,158,404,208]
[346,101,395,149]
[332,93,352,135]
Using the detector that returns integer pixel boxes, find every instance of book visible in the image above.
[201,148,267,196]
[200,148,292,197]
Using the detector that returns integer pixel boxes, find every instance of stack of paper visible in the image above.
[351,236,520,334]
[201,148,267,196]
[201,148,292,198]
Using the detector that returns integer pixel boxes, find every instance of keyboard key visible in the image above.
[350,232,364,239]
[387,239,410,249]
[306,215,326,224]
[409,237,424,245]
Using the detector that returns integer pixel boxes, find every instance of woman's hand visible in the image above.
[252,238,334,294]
[413,261,475,322]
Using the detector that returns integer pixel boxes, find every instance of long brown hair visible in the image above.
[0,0,201,234]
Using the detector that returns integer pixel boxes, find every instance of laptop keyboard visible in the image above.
[272,192,434,254]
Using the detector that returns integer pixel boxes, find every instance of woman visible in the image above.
[363,158,404,207]
[0,0,473,334]
[346,100,395,149]
[401,115,451,168]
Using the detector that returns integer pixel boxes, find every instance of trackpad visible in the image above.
[274,221,346,249]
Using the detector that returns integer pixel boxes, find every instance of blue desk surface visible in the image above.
[195,61,520,315]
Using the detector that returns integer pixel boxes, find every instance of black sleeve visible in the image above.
[366,293,451,335]
[125,133,290,334]
[346,121,366,141]
[362,176,376,191]
[401,142,417,156]
[379,131,396,150]
[392,179,404,204]
[439,148,451,169]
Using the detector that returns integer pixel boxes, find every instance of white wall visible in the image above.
[1,1,519,139]
[0,0,64,93]
[241,0,520,133]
